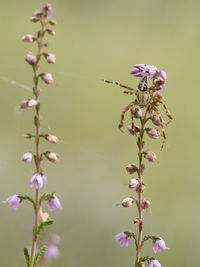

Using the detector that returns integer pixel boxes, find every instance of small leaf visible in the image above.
[33,246,46,265]
[36,219,54,236]
[39,193,52,204]
[24,248,30,267]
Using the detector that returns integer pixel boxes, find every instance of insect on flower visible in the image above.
[103,64,173,149]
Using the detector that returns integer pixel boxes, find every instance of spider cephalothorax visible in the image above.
[103,64,172,149]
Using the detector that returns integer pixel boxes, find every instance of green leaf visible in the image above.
[36,219,54,236]
[136,256,150,266]
[18,195,35,205]
[33,246,46,266]
[24,248,30,267]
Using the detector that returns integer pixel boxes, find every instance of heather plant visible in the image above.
[3,4,61,267]
[103,64,172,267]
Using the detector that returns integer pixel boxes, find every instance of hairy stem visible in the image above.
[134,108,148,266]
[29,18,46,267]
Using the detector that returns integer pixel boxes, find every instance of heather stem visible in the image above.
[29,17,47,267]
[134,108,148,267]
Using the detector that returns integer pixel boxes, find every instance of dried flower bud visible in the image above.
[40,73,54,84]
[136,183,146,193]
[127,124,135,135]
[21,152,33,163]
[147,128,160,139]
[133,108,143,119]
[20,99,38,109]
[24,133,34,139]
[21,34,36,43]
[144,150,157,163]
[141,199,151,209]
[48,19,57,26]
[151,115,163,126]
[46,28,56,35]
[126,164,138,174]
[25,53,37,65]
[43,53,56,64]
[128,179,138,189]
[44,134,59,144]
[45,152,59,163]
[29,16,40,22]
[121,197,134,208]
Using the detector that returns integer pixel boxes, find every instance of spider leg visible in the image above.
[130,105,135,131]
[158,100,173,121]
[102,79,136,92]
[123,90,134,95]
[118,102,134,131]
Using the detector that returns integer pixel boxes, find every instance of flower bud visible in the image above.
[45,152,59,163]
[147,128,160,139]
[128,179,138,189]
[121,197,134,208]
[151,115,163,126]
[29,16,40,22]
[48,19,57,26]
[144,150,157,162]
[127,124,135,135]
[41,4,53,18]
[40,73,54,84]
[126,164,138,174]
[44,134,59,144]
[25,53,37,65]
[21,152,33,163]
[21,34,36,43]
[136,183,146,193]
[20,99,38,109]
[47,194,62,211]
[46,28,56,35]
[43,53,56,64]
[24,133,34,139]
[133,108,143,119]
[141,199,151,209]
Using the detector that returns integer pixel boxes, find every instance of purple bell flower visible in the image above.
[114,232,131,248]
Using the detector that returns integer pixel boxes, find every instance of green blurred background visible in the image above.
[0,0,199,266]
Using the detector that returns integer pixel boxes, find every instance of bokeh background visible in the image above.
[0,0,199,266]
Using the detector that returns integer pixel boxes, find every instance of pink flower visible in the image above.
[25,53,37,65]
[41,4,53,18]
[42,175,47,184]
[152,236,170,253]
[127,124,136,135]
[126,164,138,174]
[114,232,131,248]
[30,173,43,189]
[51,234,62,245]
[147,128,160,139]
[40,73,54,84]
[43,53,56,64]
[48,194,62,211]
[121,197,134,208]
[141,199,151,209]
[2,194,20,210]
[128,179,138,189]
[149,259,162,267]
[21,152,33,163]
[21,34,35,43]
[44,245,60,259]
[151,115,162,127]
[44,134,59,144]
[144,150,157,163]
[130,64,158,79]
[133,108,143,119]
[160,71,167,80]
[45,152,59,163]
[20,99,38,109]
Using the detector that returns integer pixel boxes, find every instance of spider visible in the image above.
[103,76,173,149]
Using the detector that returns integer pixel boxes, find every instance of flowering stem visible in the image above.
[30,18,47,267]
[134,108,148,266]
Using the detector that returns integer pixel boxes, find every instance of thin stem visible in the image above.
[29,18,47,267]
[134,108,149,267]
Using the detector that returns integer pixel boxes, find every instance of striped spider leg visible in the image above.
[102,79,136,92]
[118,101,135,131]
